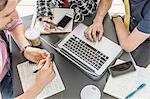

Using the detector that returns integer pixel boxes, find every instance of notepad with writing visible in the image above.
[103,60,150,99]
[17,61,65,99]
[31,8,74,34]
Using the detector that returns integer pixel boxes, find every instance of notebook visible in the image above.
[31,8,74,34]
[103,59,150,99]
[17,61,65,99]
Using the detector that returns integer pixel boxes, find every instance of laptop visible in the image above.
[41,23,123,80]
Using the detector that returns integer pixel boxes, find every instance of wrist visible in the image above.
[20,45,32,54]
[112,15,123,21]
[93,15,104,24]
[25,82,44,98]
[93,18,103,24]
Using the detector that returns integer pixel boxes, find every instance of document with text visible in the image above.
[17,61,65,99]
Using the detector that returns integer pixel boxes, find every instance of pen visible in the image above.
[125,83,146,99]
[33,53,55,73]
[33,64,44,73]
[39,18,57,26]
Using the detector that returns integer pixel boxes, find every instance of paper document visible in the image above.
[17,61,65,99]
[103,59,150,99]
[31,8,74,34]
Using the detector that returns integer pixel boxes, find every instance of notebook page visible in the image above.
[17,61,65,99]
[103,60,150,99]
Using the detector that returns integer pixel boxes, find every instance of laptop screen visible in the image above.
[40,34,68,47]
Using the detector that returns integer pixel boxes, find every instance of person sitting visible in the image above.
[35,0,109,32]
[84,0,150,52]
[0,0,55,98]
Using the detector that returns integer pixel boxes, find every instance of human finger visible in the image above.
[41,57,52,70]
[98,30,103,41]
[40,49,50,58]
[91,29,97,42]
[37,59,46,69]
[86,28,94,42]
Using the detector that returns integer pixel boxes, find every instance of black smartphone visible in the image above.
[108,61,136,77]
[57,14,73,30]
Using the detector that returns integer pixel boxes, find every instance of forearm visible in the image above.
[10,24,30,49]
[94,0,112,23]
[15,82,44,99]
[113,17,150,52]
[113,17,130,45]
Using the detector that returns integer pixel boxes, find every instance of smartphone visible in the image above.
[108,61,136,77]
[57,14,73,30]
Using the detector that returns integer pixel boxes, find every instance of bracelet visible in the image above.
[20,45,32,54]
[112,14,122,19]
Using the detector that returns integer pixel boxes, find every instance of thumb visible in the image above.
[42,57,51,70]
[37,59,46,66]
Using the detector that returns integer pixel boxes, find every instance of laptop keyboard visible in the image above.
[62,35,109,70]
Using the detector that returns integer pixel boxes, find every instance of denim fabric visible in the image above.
[0,70,13,99]
[129,0,150,34]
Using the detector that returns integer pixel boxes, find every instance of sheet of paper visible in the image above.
[103,59,150,99]
[17,61,65,99]
[31,8,74,34]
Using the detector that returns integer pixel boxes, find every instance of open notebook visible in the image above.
[103,59,150,99]
[17,61,65,99]
[31,8,74,34]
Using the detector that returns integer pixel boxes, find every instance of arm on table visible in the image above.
[15,57,56,99]
[112,16,150,52]
[84,0,112,42]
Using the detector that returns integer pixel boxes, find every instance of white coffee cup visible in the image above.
[80,85,101,99]
[25,27,41,46]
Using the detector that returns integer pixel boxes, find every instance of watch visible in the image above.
[112,14,121,19]
[20,45,32,54]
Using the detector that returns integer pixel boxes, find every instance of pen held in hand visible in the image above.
[33,53,55,73]
[33,64,44,73]
[39,18,57,26]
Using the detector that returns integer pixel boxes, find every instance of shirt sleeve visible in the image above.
[137,5,150,34]
[7,19,23,31]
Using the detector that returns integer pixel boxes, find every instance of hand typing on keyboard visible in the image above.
[84,22,104,42]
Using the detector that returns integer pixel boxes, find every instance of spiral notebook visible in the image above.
[17,61,65,99]
[31,8,74,34]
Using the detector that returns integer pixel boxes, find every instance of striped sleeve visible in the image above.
[7,19,23,31]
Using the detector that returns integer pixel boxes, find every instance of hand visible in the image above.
[38,16,56,33]
[35,57,56,87]
[84,21,104,42]
[14,57,55,99]
[23,47,50,64]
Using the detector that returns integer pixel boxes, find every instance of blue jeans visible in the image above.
[0,70,13,99]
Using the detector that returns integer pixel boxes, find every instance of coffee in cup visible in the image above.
[25,27,41,46]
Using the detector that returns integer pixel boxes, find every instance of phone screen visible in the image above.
[57,15,72,28]
[109,61,136,77]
